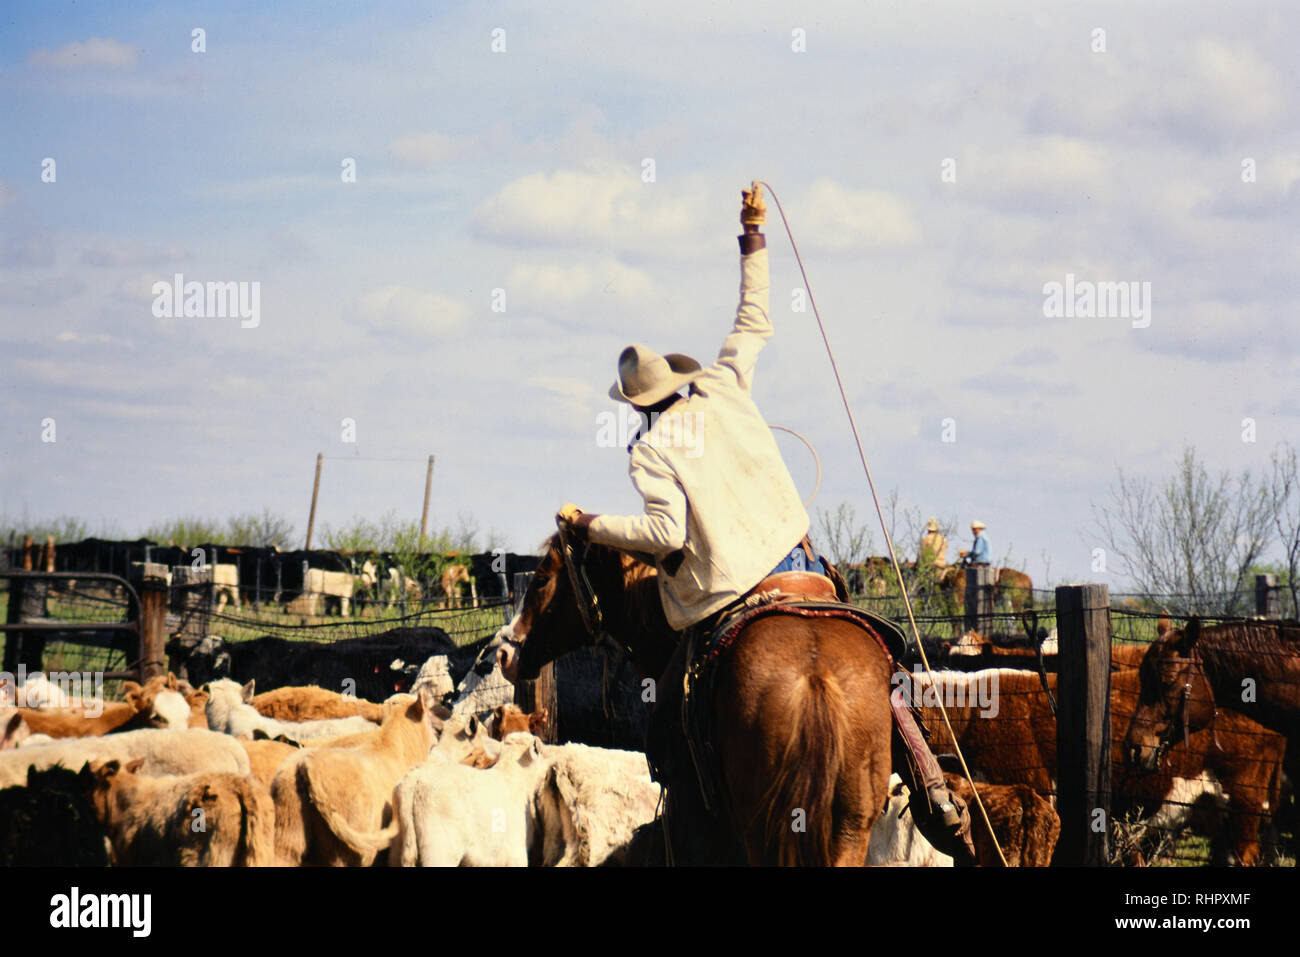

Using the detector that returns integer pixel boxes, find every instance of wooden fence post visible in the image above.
[513,661,558,744]
[1055,583,1111,866]
[1255,574,1279,619]
[136,563,169,682]
[964,565,994,635]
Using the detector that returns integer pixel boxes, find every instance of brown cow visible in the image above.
[251,685,384,723]
[911,661,1284,864]
[490,704,548,740]
[21,675,186,738]
[945,774,1059,867]
[87,758,274,866]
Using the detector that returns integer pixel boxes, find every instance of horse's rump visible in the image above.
[705,608,895,865]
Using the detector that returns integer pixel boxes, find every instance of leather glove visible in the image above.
[741,181,766,228]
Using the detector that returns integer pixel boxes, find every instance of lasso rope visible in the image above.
[769,424,822,509]
[758,180,1008,867]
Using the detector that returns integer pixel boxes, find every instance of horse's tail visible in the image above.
[760,671,847,866]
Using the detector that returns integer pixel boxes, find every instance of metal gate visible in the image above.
[0,571,145,681]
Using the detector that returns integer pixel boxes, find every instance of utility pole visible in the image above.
[305,452,323,550]
[419,454,436,545]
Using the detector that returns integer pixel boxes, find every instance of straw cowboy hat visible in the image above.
[925,517,940,532]
[608,343,705,406]
[970,520,986,530]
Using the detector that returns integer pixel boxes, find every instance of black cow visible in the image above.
[167,627,462,702]
[0,764,109,867]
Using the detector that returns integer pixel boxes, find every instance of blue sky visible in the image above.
[1,1,1297,587]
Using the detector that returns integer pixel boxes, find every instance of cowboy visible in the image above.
[919,517,948,568]
[961,520,990,567]
[532,182,971,862]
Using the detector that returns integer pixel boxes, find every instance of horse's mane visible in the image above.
[1188,619,1300,682]
[540,533,663,623]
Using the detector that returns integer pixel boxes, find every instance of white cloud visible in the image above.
[525,375,603,422]
[354,285,471,336]
[963,137,1112,210]
[506,258,654,307]
[1180,38,1287,135]
[56,331,113,344]
[469,165,697,249]
[796,179,921,251]
[28,37,139,70]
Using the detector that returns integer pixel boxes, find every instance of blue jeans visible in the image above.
[768,542,826,577]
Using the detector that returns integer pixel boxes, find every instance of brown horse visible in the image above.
[497,533,896,866]
[938,567,1035,614]
[1124,618,1300,772]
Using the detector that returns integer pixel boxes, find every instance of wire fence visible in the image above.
[1,569,1294,867]
[901,606,1296,867]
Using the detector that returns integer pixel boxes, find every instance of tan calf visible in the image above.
[88,758,274,866]
[272,686,445,866]
[252,685,384,723]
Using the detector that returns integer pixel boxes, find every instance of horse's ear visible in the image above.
[1176,618,1201,656]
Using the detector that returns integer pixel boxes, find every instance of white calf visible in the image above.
[391,733,551,867]
[204,679,376,742]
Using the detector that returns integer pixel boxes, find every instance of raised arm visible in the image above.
[701,182,771,394]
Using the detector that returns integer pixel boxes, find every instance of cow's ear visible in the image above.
[121,680,140,695]
[95,759,121,780]
[240,679,256,702]
[166,673,179,690]
[124,688,143,709]
[125,758,145,775]
[529,709,548,734]
[1176,618,1200,657]
[468,714,480,737]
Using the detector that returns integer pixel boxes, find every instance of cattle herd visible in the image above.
[0,615,1292,867]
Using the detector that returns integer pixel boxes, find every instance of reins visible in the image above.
[556,518,605,644]
[759,180,1008,867]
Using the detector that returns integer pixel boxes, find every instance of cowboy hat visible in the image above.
[608,343,705,406]
[925,517,940,532]
[970,520,986,530]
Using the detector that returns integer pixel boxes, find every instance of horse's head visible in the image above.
[497,532,653,684]
[1123,618,1216,771]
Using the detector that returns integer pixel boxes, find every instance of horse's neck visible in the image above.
[1198,628,1300,728]
[613,574,680,680]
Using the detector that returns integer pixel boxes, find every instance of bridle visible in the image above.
[556,519,606,645]
[1155,650,1222,760]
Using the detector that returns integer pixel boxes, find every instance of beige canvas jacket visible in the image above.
[587,246,809,630]
[919,531,949,567]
